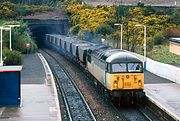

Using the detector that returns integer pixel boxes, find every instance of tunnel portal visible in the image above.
[21,18,70,48]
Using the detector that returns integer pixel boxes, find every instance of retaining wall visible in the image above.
[127,51,180,84]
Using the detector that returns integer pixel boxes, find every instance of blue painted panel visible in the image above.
[0,72,21,106]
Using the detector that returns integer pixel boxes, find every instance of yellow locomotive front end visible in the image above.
[106,62,144,100]
[110,73,144,91]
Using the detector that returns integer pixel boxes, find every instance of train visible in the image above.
[45,34,145,104]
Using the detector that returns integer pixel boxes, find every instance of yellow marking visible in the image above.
[110,73,144,91]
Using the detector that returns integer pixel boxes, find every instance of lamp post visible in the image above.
[0,27,3,66]
[7,25,20,51]
[114,23,123,50]
[135,24,147,71]
[2,26,11,51]
[0,26,11,66]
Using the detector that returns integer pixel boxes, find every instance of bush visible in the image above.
[95,24,113,35]
[3,48,22,65]
[163,27,180,38]
[154,32,165,45]
[68,25,80,35]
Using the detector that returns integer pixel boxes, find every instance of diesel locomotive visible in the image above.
[45,34,145,103]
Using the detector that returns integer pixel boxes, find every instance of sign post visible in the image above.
[26,43,30,54]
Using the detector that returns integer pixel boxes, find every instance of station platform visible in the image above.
[145,80,180,120]
[0,53,61,121]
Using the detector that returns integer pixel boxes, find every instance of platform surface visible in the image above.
[0,53,60,121]
[21,54,46,84]
[145,83,180,120]
[0,85,59,121]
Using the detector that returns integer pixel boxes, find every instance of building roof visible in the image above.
[169,38,180,44]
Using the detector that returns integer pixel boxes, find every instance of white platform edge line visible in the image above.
[0,107,5,116]
[37,53,62,121]
[146,94,180,121]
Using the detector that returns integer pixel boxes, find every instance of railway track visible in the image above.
[41,48,164,121]
[40,50,96,121]
[117,105,159,121]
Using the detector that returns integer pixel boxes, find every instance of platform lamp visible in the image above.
[135,24,147,71]
[0,26,3,66]
[0,26,11,66]
[114,23,123,50]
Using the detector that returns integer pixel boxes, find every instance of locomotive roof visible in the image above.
[91,47,141,63]
[106,51,142,63]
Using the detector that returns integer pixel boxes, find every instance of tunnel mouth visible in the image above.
[31,26,61,48]
[20,18,69,48]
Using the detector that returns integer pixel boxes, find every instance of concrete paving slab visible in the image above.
[145,83,180,120]
[0,85,59,121]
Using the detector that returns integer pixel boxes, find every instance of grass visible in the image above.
[0,20,6,25]
[148,43,180,64]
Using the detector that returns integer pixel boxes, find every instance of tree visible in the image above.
[170,9,180,24]
[0,1,17,19]
[67,4,115,34]
[95,24,113,36]
[119,6,170,52]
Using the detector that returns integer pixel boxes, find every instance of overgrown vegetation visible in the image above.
[0,20,37,65]
[0,0,83,6]
[66,3,180,64]
[3,48,22,65]
[0,1,52,19]
[1,20,37,53]
[1,1,179,64]
[0,1,40,65]
[66,4,115,33]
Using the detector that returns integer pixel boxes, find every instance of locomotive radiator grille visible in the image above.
[124,82,131,87]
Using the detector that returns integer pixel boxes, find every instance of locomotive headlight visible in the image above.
[114,81,118,88]
[138,80,142,86]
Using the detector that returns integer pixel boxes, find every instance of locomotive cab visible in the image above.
[105,52,144,99]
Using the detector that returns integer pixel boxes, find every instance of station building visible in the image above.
[169,37,180,55]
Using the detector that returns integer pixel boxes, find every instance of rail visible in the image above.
[41,49,96,121]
